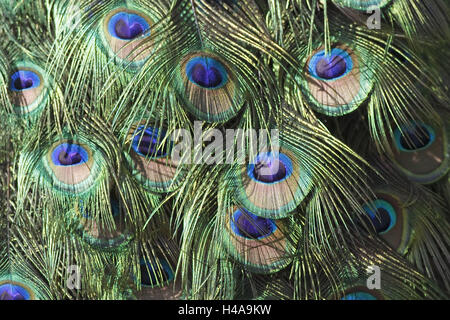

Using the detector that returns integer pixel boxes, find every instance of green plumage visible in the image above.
[0,0,449,300]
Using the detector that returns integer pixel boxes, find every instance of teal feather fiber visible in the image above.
[0,0,449,300]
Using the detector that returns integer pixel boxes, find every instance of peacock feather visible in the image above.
[0,0,449,301]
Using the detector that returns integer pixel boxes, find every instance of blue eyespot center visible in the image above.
[51,143,89,166]
[231,208,276,239]
[108,12,150,40]
[132,126,168,158]
[192,64,222,87]
[10,70,41,91]
[341,292,377,300]
[0,283,30,300]
[308,48,353,81]
[247,152,293,184]
[253,158,287,183]
[316,55,347,79]
[363,199,396,234]
[140,258,174,287]
[395,123,435,152]
[115,19,143,39]
[14,77,33,90]
[186,56,228,89]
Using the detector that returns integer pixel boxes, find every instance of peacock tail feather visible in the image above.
[0,0,449,301]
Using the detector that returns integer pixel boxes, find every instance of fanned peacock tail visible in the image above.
[0,0,449,300]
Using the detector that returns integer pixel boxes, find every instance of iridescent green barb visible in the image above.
[0,0,449,300]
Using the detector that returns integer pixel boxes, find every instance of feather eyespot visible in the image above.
[390,120,449,184]
[108,12,150,40]
[46,141,94,190]
[126,123,183,193]
[51,143,89,167]
[40,139,104,194]
[10,70,41,91]
[223,206,295,274]
[363,199,396,234]
[308,48,353,81]
[341,292,377,300]
[0,282,33,300]
[363,191,412,254]
[230,208,277,240]
[338,287,385,300]
[177,51,242,122]
[131,126,169,158]
[102,8,154,63]
[333,282,386,300]
[394,123,435,152]
[247,152,293,184]
[185,56,228,89]
[8,63,49,116]
[301,44,374,116]
[75,195,131,250]
[230,146,313,219]
[0,275,49,300]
